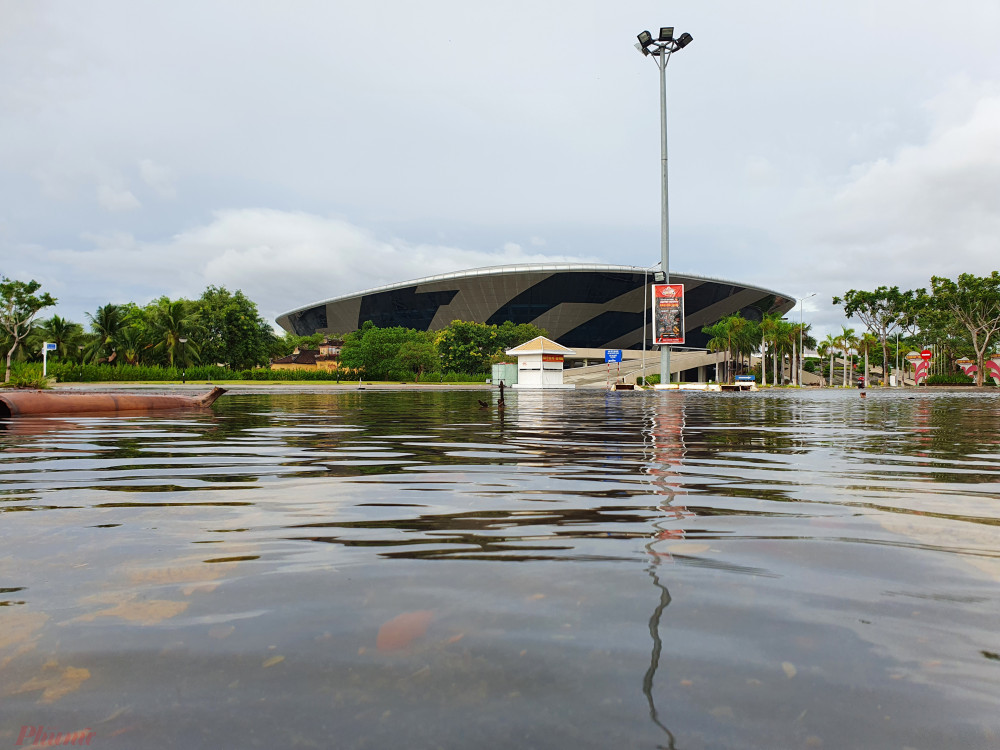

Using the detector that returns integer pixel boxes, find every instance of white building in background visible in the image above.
[506,337,576,390]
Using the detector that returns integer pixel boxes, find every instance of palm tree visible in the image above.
[858,332,879,387]
[148,298,202,367]
[837,326,856,387]
[820,333,838,386]
[772,320,795,384]
[759,313,782,387]
[703,319,731,383]
[733,317,760,379]
[31,315,85,361]
[791,323,816,386]
[85,304,125,363]
[115,326,150,366]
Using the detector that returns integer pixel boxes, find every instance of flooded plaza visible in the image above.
[1,387,999,749]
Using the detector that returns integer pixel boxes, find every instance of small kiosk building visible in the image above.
[505,337,576,390]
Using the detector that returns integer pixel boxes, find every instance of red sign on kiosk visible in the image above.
[652,284,685,345]
[920,349,932,361]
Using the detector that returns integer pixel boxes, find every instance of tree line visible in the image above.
[335,320,547,381]
[702,313,816,385]
[1,274,546,383]
[835,271,1000,386]
[1,282,282,382]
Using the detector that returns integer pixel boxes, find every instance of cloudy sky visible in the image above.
[2,0,999,339]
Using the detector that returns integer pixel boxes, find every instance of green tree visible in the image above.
[197,286,276,369]
[833,287,916,387]
[339,323,430,379]
[115,326,151,365]
[772,319,796,384]
[397,338,439,381]
[146,297,202,367]
[791,322,816,386]
[857,332,879,386]
[836,326,857,387]
[926,272,1000,386]
[436,320,497,374]
[33,315,85,361]
[758,313,783,386]
[819,333,839,385]
[703,314,757,383]
[0,277,57,383]
[85,303,126,363]
[494,321,548,352]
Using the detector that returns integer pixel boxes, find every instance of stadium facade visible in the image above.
[276,264,794,350]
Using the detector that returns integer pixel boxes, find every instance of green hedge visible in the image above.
[12,361,489,384]
[926,372,976,385]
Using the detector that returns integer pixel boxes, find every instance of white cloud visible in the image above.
[41,209,592,326]
[96,184,141,212]
[776,82,1000,301]
[138,158,176,198]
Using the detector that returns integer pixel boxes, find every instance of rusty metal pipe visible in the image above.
[0,387,225,418]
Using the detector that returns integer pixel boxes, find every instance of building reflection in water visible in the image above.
[640,394,691,749]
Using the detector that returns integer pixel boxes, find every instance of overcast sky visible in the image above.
[2,0,999,340]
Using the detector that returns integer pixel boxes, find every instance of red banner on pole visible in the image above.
[652,284,685,345]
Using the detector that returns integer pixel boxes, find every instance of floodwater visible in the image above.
[1,388,999,749]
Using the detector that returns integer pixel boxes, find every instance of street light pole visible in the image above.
[798,293,815,387]
[636,28,692,386]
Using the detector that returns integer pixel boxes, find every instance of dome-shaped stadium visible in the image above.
[276,264,794,350]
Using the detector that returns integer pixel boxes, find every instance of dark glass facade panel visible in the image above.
[685,325,710,349]
[559,311,645,349]
[682,282,740,314]
[358,288,459,330]
[288,305,328,336]
[486,272,644,326]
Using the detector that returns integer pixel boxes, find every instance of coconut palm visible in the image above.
[85,304,125,363]
[858,332,879,387]
[115,326,150,366]
[791,322,816,385]
[837,326,857,387]
[771,320,796,384]
[820,333,838,386]
[703,319,731,383]
[29,315,85,361]
[759,313,783,387]
[147,298,202,367]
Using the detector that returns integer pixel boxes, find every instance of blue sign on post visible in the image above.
[605,349,622,364]
[44,343,57,351]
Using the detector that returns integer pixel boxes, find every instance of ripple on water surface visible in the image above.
[1,388,999,749]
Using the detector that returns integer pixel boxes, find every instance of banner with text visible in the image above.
[652,284,685,345]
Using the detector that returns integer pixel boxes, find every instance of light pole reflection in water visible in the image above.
[638,395,693,747]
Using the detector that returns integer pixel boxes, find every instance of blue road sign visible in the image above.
[605,349,622,364]
[44,342,57,351]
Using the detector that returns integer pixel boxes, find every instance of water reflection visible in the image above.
[1,389,999,748]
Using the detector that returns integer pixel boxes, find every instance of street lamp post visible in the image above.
[798,293,815,387]
[179,337,188,384]
[636,27,693,386]
[641,262,663,385]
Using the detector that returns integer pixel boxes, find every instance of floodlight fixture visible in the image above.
[658,27,674,41]
[653,271,666,283]
[637,30,653,48]
[634,41,650,56]
[676,32,693,48]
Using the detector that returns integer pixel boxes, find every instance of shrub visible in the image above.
[925,372,975,385]
[4,363,53,389]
